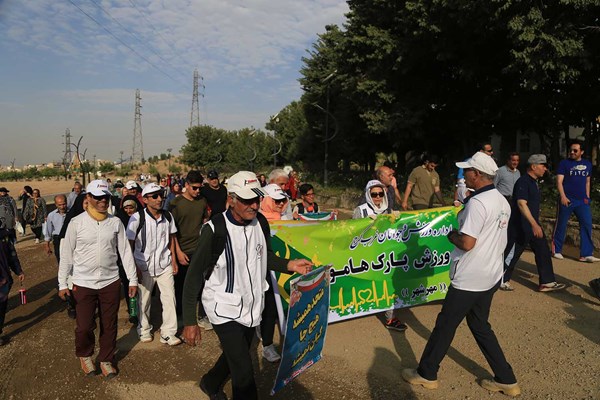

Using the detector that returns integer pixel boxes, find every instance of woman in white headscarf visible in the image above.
[352,179,407,332]
[353,180,389,219]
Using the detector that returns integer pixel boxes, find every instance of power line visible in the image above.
[86,0,190,80]
[66,0,186,87]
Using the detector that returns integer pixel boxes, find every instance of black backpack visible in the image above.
[204,212,270,280]
[134,209,173,253]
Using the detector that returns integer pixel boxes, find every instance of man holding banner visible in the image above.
[181,171,313,400]
[402,152,521,397]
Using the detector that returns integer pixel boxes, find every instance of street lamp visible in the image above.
[246,129,257,171]
[167,148,172,169]
[269,113,281,168]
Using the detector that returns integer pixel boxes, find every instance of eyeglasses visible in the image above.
[91,194,110,201]
[303,192,315,197]
[484,148,493,153]
[569,149,580,153]
[146,192,164,199]
[370,192,385,198]
[274,198,287,204]
[189,185,202,191]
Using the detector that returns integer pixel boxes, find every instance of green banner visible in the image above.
[271,207,459,323]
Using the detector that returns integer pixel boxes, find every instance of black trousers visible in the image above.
[203,321,257,400]
[175,254,206,318]
[417,282,517,384]
[259,275,278,346]
[52,235,61,264]
[503,231,556,285]
[0,283,12,335]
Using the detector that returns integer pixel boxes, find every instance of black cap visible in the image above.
[207,169,219,179]
[0,187,8,192]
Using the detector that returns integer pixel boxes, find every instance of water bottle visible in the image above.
[128,295,138,317]
[18,287,27,305]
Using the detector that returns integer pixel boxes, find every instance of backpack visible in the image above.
[134,209,173,253]
[204,212,270,280]
[296,202,318,215]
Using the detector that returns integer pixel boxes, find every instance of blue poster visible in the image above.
[271,266,330,395]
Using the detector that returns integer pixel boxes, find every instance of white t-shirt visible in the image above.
[449,188,510,291]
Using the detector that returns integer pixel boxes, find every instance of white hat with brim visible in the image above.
[125,180,139,190]
[455,152,498,175]
[142,182,163,197]
[263,183,289,200]
[227,171,266,199]
[86,180,111,197]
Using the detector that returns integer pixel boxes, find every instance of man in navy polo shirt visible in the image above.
[552,140,599,262]
[502,154,566,292]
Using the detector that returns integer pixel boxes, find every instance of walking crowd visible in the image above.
[0,139,598,399]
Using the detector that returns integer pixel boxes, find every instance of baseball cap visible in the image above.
[263,183,289,200]
[86,180,111,196]
[125,180,139,190]
[527,154,547,165]
[365,180,386,192]
[142,182,163,197]
[227,171,266,199]
[455,152,498,175]
[0,187,9,192]
[207,169,219,179]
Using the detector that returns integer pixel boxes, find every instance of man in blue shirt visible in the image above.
[552,140,599,262]
[502,155,566,292]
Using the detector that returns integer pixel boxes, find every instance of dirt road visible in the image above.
[0,232,599,400]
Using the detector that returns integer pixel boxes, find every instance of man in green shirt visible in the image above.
[169,170,209,321]
[402,154,445,210]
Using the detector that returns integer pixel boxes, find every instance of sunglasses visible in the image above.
[569,149,580,153]
[91,194,110,201]
[274,198,287,204]
[236,196,261,205]
[370,192,385,198]
[189,185,202,191]
[146,192,164,199]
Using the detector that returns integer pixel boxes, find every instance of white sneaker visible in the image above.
[262,344,281,362]
[35,238,39,244]
[553,253,564,260]
[160,335,182,346]
[139,333,153,343]
[197,317,213,331]
[580,256,600,263]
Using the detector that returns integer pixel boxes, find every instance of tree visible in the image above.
[180,125,228,168]
[98,162,115,173]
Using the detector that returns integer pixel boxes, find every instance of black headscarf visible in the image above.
[115,194,143,228]
[58,193,88,240]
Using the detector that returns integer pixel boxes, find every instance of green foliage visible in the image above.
[160,153,168,161]
[148,165,159,176]
[98,162,115,173]
[168,164,182,174]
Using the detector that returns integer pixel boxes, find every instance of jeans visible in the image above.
[552,199,594,257]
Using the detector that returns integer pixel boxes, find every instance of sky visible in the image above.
[0,0,348,167]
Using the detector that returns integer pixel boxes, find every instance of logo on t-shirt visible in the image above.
[497,210,509,229]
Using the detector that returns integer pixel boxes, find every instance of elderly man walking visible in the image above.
[58,180,138,378]
[402,152,520,397]
[182,171,313,400]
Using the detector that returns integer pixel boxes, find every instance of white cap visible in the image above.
[227,171,266,199]
[86,180,111,196]
[283,165,294,175]
[142,182,163,197]
[125,180,139,190]
[365,179,386,192]
[263,183,289,200]
[455,152,498,175]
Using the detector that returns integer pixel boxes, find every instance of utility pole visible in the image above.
[167,148,172,170]
[132,89,144,164]
[62,128,72,172]
[190,69,204,128]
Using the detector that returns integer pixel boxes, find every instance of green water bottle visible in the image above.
[128,295,138,318]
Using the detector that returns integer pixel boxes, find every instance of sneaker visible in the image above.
[79,356,96,376]
[199,376,228,400]
[480,378,521,397]
[539,282,566,292]
[580,256,600,263]
[262,344,281,363]
[385,318,408,332]
[552,253,564,260]
[401,368,438,390]
[500,282,514,291]
[100,361,118,379]
[589,278,600,300]
[67,307,77,319]
[0,336,8,346]
[34,238,39,244]
[139,333,153,343]
[160,335,182,346]
[197,316,213,331]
